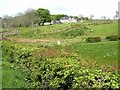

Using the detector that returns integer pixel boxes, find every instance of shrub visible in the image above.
[106,35,118,41]
[27,57,119,89]
[86,37,101,43]
[2,42,119,89]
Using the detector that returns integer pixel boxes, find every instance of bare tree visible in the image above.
[78,14,84,20]
[23,8,37,27]
[12,12,24,27]
[101,16,106,20]
[0,17,2,29]
[90,14,94,20]
[2,15,13,29]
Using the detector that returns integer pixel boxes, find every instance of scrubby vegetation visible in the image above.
[2,41,119,89]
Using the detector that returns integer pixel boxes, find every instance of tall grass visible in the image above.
[2,62,30,88]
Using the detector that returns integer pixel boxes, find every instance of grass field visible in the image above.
[15,23,74,38]
[71,41,118,65]
[1,21,119,88]
[85,22,118,37]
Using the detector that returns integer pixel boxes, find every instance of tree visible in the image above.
[51,14,68,21]
[2,15,13,29]
[36,8,51,26]
[0,17,2,28]
[23,8,37,27]
[90,14,94,20]
[73,16,80,21]
[11,8,38,27]
[78,14,83,18]
[101,16,106,20]
[83,17,89,20]
[12,13,24,27]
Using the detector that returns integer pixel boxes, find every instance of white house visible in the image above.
[44,22,51,25]
[60,17,77,23]
[51,20,62,24]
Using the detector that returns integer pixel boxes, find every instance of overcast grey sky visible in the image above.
[0,0,119,19]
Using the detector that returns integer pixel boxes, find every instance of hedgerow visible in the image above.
[86,37,101,43]
[106,35,118,41]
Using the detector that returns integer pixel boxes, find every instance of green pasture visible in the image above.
[85,22,118,37]
[15,23,74,38]
[71,41,118,66]
[11,21,118,41]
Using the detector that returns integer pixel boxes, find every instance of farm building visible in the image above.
[44,22,51,25]
[44,17,78,25]
[51,20,62,24]
[60,17,78,23]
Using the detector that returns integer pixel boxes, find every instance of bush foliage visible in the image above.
[2,42,119,89]
[86,37,101,43]
[106,35,118,41]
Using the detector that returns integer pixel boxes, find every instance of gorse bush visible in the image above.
[86,37,101,43]
[2,42,119,89]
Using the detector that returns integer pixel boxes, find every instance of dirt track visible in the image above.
[0,30,18,40]
[2,37,60,43]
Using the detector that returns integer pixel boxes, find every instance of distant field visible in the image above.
[85,22,118,37]
[15,23,74,38]
[10,22,118,41]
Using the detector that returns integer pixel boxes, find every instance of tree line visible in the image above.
[1,8,89,28]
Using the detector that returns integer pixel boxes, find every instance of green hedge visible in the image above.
[106,35,118,41]
[86,37,101,43]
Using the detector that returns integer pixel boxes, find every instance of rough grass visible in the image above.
[85,22,118,37]
[2,62,30,88]
[39,23,72,33]
[71,41,118,66]
[15,23,74,38]
[13,22,118,41]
